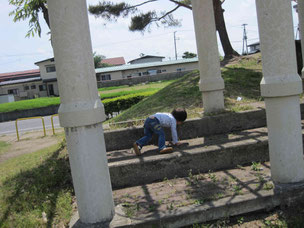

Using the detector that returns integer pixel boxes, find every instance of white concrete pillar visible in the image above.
[192,0,225,113]
[47,0,115,225]
[298,0,304,78]
[256,0,304,184]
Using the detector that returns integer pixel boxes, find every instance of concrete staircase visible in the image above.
[70,108,304,228]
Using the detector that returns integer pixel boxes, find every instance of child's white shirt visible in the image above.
[153,113,178,144]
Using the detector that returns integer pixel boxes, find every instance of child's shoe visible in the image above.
[133,142,142,156]
[159,147,173,154]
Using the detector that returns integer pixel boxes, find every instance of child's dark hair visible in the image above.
[171,108,187,122]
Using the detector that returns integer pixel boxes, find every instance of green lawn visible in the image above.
[0,141,10,156]
[0,80,174,113]
[0,139,74,227]
[0,97,61,113]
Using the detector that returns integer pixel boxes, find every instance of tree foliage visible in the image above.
[9,0,50,38]
[89,0,239,59]
[182,51,197,59]
[93,52,111,68]
[89,0,190,32]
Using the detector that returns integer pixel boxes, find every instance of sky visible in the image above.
[0,0,300,74]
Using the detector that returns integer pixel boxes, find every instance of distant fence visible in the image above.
[97,70,194,88]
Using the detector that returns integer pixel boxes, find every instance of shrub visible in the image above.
[102,91,155,116]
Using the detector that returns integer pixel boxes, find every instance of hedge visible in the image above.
[102,91,156,116]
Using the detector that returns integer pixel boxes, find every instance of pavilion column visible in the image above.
[47,0,114,225]
[192,0,225,113]
[256,0,304,184]
[298,0,304,78]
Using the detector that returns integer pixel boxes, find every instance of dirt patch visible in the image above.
[220,53,262,67]
[0,129,63,164]
[112,162,273,220]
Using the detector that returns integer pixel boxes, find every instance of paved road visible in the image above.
[0,115,61,136]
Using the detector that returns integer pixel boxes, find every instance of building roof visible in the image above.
[0,69,40,82]
[101,57,125,66]
[34,57,55,65]
[248,41,260,47]
[96,57,198,74]
[0,77,41,86]
[128,55,165,63]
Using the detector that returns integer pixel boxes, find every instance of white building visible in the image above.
[0,57,198,101]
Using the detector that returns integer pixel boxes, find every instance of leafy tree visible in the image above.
[89,0,239,59]
[93,52,112,68]
[182,51,197,59]
[9,0,49,37]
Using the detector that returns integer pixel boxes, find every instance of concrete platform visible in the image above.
[70,163,304,227]
[107,126,271,189]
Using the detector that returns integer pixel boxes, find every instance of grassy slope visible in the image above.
[111,56,263,122]
[111,71,202,122]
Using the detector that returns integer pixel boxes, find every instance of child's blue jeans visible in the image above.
[136,117,166,150]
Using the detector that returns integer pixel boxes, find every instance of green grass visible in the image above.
[0,80,174,113]
[0,97,61,113]
[99,88,160,99]
[98,80,174,93]
[0,141,11,156]
[98,85,129,91]
[110,57,263,122]
[0,139,74,227]
[110,71,202,122]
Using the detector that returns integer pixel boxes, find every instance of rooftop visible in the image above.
[0,69,40,82]
[101,57,126,66]
[96,58,198,74]
[0,77,41,86]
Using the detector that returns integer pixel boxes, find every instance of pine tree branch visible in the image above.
[169,0,192,10]
[157,5,180,20]
[125,0,158,10]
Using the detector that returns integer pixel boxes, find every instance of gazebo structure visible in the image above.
[46,0,304,226]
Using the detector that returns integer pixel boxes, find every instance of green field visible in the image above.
[0,80,174,113]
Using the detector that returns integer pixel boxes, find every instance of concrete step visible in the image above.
[70,162,304,227]
[107,126,271,189]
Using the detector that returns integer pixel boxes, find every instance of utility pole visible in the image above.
[174,31,179,60]
[296,24,300,40]
[242,24,248,55]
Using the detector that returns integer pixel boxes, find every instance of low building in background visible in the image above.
[248,42,260,54]
[96,58,198,82]
[101,57,126,66]
[34,58,59,96]
[0,69,46,101]
[0,56,198,102]
[128,55,165,65]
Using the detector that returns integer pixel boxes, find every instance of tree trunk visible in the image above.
[41,4,50,29]
[213,0,239,59]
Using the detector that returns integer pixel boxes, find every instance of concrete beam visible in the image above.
[298,0,304,78]
[47,0,114,225]
[256,0,304,184]
[192,0,225,113]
